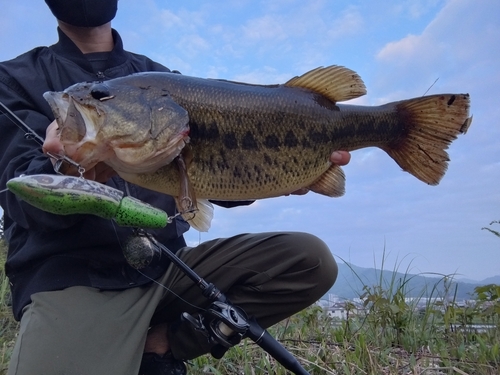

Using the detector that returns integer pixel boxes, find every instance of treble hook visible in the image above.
[167,208,198,224]
[48,152,86,178]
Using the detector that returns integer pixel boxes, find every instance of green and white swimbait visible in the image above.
[6,174,168,229]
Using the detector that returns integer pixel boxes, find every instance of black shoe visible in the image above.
[139,352,187,375]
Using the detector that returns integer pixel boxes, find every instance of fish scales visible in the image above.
[135,74,406,199]
[43,65,472,231]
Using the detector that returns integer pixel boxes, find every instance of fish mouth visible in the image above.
[43,91,71,130]
[43,90,190,174]
[43,91,106,170]
[44,91,89,143]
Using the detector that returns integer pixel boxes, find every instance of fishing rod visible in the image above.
[6,174,311,374]
[0,101,83,175]
[2,100,311,374]
[126,230,311,375]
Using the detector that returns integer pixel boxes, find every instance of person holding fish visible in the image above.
[0,1,352,374]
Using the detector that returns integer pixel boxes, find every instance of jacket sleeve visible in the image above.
[0,76,82,231]
[209,200,255,208]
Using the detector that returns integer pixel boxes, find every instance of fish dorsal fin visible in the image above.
[308,164,346,197]
[285,65,366,103]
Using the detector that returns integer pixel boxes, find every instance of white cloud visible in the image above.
[2,0,499,281]
[374,0,500,96]
[158,9,184,28]
[0,3,55,61]
[242,15,289,42]
[175,34,211,57]
[327,8,364,39]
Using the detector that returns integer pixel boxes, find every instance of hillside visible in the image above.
[326,262,494,300]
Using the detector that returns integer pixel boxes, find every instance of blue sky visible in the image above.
[1,0,499,281]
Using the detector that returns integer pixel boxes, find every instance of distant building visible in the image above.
[316,298,363,320]
[325,302,349,320]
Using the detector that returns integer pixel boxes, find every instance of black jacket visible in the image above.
[0,28,190,320]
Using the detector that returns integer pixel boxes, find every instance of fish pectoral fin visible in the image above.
[308,164,346,197]
[177,198,213,232]
[284,65,366,103]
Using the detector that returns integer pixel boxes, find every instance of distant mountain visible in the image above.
[325,262,495,301]
[480,275,500,284]
[457,275,500,285]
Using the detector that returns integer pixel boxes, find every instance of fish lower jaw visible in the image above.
[62,140,114,172]
[109,135,189,174]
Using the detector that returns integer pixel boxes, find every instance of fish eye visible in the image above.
[90,84,111,100]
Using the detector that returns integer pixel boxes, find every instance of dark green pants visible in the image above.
[8,232,338,375]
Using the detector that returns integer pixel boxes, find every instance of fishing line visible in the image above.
[422,78,439,96]
[2,99,206,311]
[135,268,205,312]
[110,220,205,313]
[0,100,83,174]
[0,101,45,146]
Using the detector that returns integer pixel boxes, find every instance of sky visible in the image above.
[0,0,499,281]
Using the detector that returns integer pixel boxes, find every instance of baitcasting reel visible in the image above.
[125,229,310,375]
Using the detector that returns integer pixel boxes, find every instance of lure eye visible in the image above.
[90,84,111,100]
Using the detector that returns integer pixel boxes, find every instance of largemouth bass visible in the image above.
[43,65,472,231]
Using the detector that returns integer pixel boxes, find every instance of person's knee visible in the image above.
[284,232,338,291]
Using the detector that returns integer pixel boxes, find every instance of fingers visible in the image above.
[42,120,64,157]
[289,151,351,196]
[330,150,351,166]
[90,162,117,183]
[42,121,116,182]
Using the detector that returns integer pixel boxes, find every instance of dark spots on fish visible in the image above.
[308,129,329,144]
[216,159,230,171]
[242,131,258,150]
[205,155,216,173]
[284,131,298,147]
[264,134,280,150]
[254,121,264,135]
[301,138,311,148]
[190,121,219,141]
[208,123,218,139]
[223,133,238,149]
[263,173,277,183]
[216,149,230,171]
[263,154,273,165]
[189,122,199,139]
[312,93,338,111]
[243,165,253,179]
[447,95,456,106]
[233,166,242,179]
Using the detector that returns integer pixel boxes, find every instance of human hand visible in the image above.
[290,150,351,195]
[42,120,117,183]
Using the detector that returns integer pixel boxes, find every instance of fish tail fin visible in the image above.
[384,94,472,185]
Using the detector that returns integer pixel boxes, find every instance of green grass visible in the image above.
[0,240,18,375]
[1,239,499,374]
